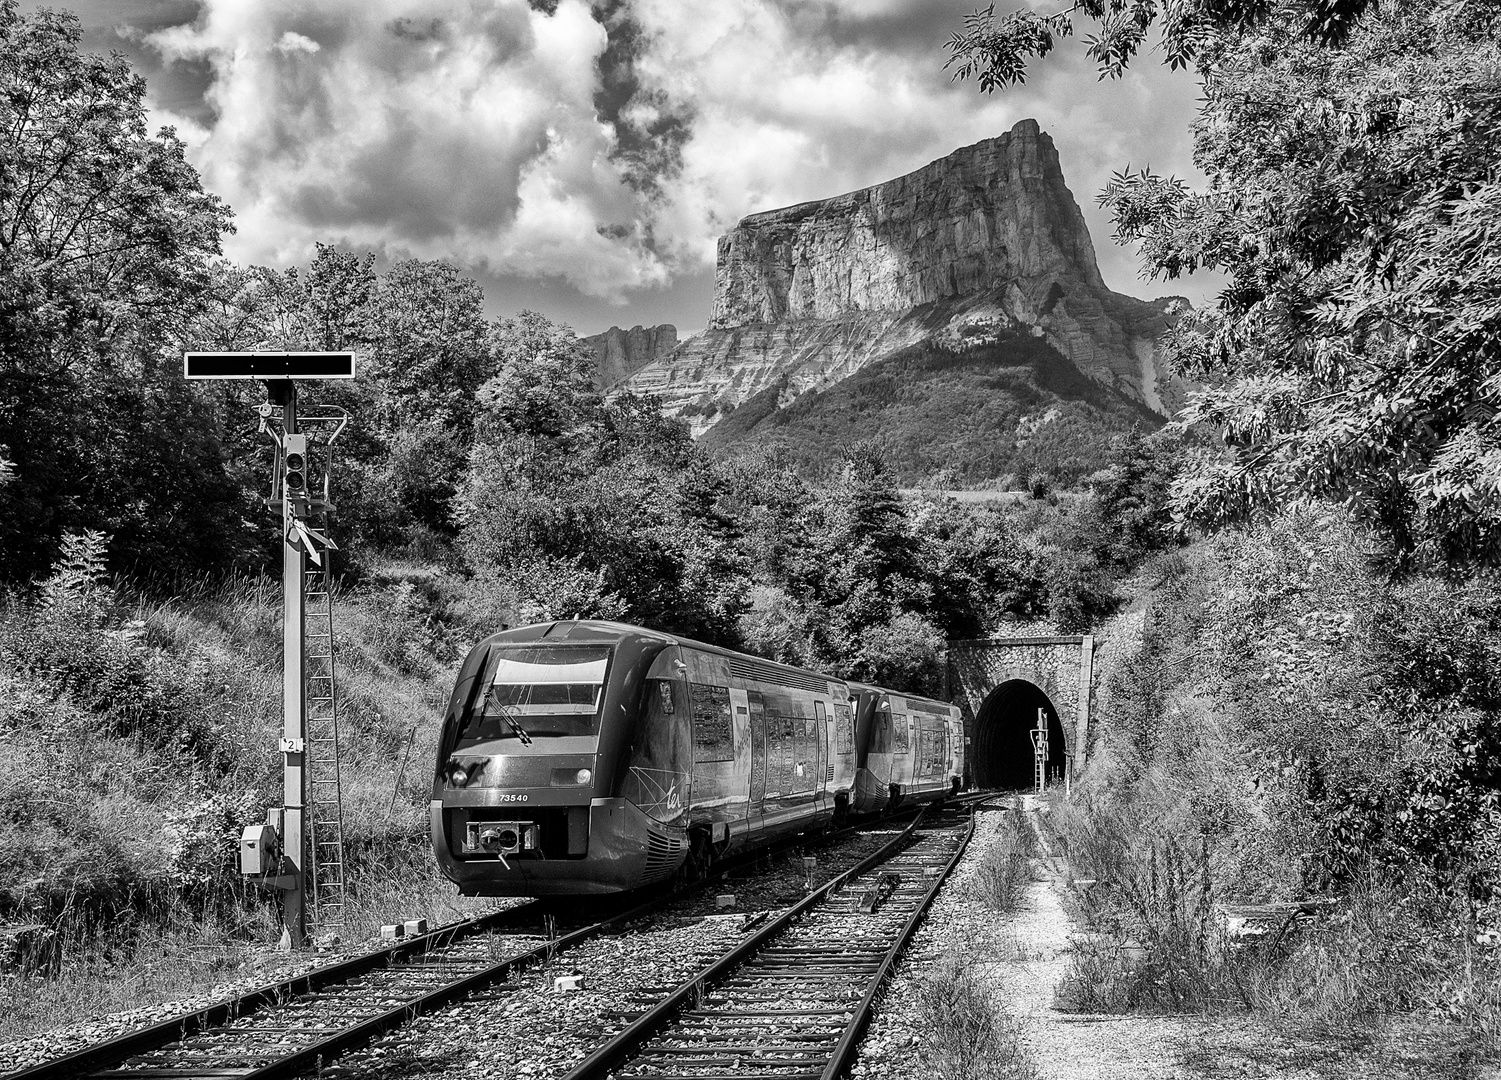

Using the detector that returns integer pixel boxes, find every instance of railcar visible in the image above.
[430,620,859,896]
[849,683,966,813]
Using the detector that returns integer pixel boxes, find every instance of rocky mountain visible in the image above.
[587,323,678,387]
[591,118,1189,479]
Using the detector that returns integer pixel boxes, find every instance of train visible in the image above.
[430,619,965,896]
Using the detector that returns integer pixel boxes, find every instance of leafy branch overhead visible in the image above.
[945,0,1377,88]
[950,0,1501,567]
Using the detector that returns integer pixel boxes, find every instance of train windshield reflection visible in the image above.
[459,644,612,743]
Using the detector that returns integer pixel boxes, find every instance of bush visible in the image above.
[1058,506,1501,1046]
[0,536,503,975]
[914,955,1038,1080]
[969,808,1036,914]
[1055,832,1244,1013]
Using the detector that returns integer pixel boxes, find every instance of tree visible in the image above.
[0,1,240,582]
[945,0,1377,90]
[1086,426,1191,568]
[458,311,728,638]
[948,0,1501,567]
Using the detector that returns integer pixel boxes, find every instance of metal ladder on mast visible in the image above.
[1032,708,1048,794]
[305,558,346,937]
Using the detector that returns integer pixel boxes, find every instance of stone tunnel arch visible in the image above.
[972,679,1068,789]
[947,634,1096,790]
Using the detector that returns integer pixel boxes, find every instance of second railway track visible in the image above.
[564,800,976,1080]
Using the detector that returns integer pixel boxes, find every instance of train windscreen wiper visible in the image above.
[497,705,533,745]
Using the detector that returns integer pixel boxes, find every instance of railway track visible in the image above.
[4,900,559,1080]
[563,801,975,1080]
[6,801,983,1080]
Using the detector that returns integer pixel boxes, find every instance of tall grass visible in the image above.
[1055,833,1240,1013]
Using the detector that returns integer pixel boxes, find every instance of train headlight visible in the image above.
[575,768,592,785]
[447,757,487,787]
[551,767,594,786]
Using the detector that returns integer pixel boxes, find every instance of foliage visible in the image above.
[0,1,246,583]
[968,807,1035,914]
[185,245,499,556]
[1084,427,1194,568]
[951,0,1501,567]
[1054,834,1242,1013]
[945,0,1376,89]
[1074,505,1501,975]
[1054,792,1501,1038]
[458,311,733,638]
[0,540,504,964]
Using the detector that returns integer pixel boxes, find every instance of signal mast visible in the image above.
[185,351,354,950]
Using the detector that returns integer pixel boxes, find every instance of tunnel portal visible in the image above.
[972,679,1067,790]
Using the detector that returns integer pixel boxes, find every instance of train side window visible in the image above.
[892,713,910,754]
[690,682,734,762]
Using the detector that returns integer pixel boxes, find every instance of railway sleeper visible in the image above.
[653,1039,837,1049]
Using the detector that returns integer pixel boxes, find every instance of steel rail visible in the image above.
[7,799,971,1080]
[559,805,948,1080]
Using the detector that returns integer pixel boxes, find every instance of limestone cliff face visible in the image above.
[708,117,1105,326]
[585,323,678,388]
[623,119,1188,435]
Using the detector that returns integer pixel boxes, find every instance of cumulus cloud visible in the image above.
[137,0,1212,317]
[146,0,665,296]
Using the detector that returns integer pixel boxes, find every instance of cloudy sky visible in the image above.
[24,0,1214,336]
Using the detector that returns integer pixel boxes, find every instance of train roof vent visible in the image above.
[726,656,828,694]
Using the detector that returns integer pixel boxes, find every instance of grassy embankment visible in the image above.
[1049,507,1501,1057]
[0,536,499,1042]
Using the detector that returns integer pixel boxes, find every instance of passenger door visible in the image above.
[814,699,829,808]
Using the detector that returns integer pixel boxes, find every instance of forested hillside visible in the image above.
[700,323,1161,487]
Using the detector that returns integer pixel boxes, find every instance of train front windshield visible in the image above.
[457,644,612,747]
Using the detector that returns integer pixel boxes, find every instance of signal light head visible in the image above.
[284,450,306,493]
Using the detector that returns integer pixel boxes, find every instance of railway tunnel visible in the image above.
[971,679,1068,789]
